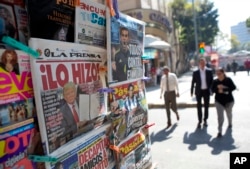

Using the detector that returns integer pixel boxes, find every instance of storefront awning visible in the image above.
[144,35,171,51]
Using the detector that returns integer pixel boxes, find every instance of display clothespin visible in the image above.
[1,36,40,58]
[109,145,120,153]
[98,88,115,93]
[144,123,155,129]
[75,0,80,6]
[106,0,116,17]
[99,66,107,72]
[28,155,57,162]
[141,76,151,82]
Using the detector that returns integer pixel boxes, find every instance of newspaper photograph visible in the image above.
[75,0,106,48]
[29,38,108,154]
[107,12,145,86]
[108,80,148,145]
[0,49,35,129]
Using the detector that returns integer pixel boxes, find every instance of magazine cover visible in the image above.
[0,49,35,129]
[44,124,115,169]
[13,4,29,45]
[75,0,106,48]
[118,127,152,169]
[29,38,108,154]
[0,1,29,48]
[108,80,148,145]
[106,12,145,86]
[27,0,75,42]
[0,119,37,169]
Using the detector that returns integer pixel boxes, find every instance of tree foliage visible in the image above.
[228,34,240,53]
[246,17,250,28]
[170,0,219,53]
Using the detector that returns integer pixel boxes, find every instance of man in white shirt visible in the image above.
[160,66,180,129]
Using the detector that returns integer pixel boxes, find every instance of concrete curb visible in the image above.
[148,103,215,109]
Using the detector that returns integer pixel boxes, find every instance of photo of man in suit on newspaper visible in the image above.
[53,82,92,149]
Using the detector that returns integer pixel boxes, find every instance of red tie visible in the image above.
[72,104,79,123]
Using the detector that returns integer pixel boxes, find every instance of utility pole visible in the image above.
[192,0,198,61]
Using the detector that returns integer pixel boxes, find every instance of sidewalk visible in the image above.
[146,70,215,109]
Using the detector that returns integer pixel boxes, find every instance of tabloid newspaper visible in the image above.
[117,127,152,169]
[46,124,115,169]
[0,49,35,130]
[0,119,37,169]
[108,80,148,145]
[29,38,108,155]
[75,0,106,48]
[27,0,75,42]
[0,1,29,48]
[106,11,145,86]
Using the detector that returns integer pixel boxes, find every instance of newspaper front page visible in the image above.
[29,38,108,155]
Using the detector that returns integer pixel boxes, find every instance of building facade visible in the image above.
[231,21,250,44]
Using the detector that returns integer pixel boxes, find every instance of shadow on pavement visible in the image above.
[183,127,238,155]
[208,128,238,155]
[150,123,178,144]
[183,127,212,151]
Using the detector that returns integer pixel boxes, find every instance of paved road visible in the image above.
[148,71,250,169]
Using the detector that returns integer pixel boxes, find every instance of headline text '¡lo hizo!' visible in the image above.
[40,63,100,90]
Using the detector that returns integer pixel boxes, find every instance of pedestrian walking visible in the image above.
[211,68,236,138]
[231,60,238,76]
[160,66,180,129]
[244,59,250,75]
[191,58,213,129]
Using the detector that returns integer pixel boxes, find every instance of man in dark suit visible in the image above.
[191,58,213,129]
[55,82,87,148]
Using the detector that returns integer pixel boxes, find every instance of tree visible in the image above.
[170,0,219,53]
[213,31,230,51]
[228,34,240,53]
[246,17,250,28]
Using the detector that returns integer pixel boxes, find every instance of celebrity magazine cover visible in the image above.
[118,127,152,169]
[108,80,148,145]
[0,1,29,48]
[27,0,75,42]
[0,49,35,129]
[106,11,145,86]
[0,119,37,169]
[29,38,108,154]
[47,124,115,169]
[75,0,106,48]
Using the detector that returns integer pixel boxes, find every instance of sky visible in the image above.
[211,0,250,35]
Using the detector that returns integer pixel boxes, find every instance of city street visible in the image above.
[147,71,250,169]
